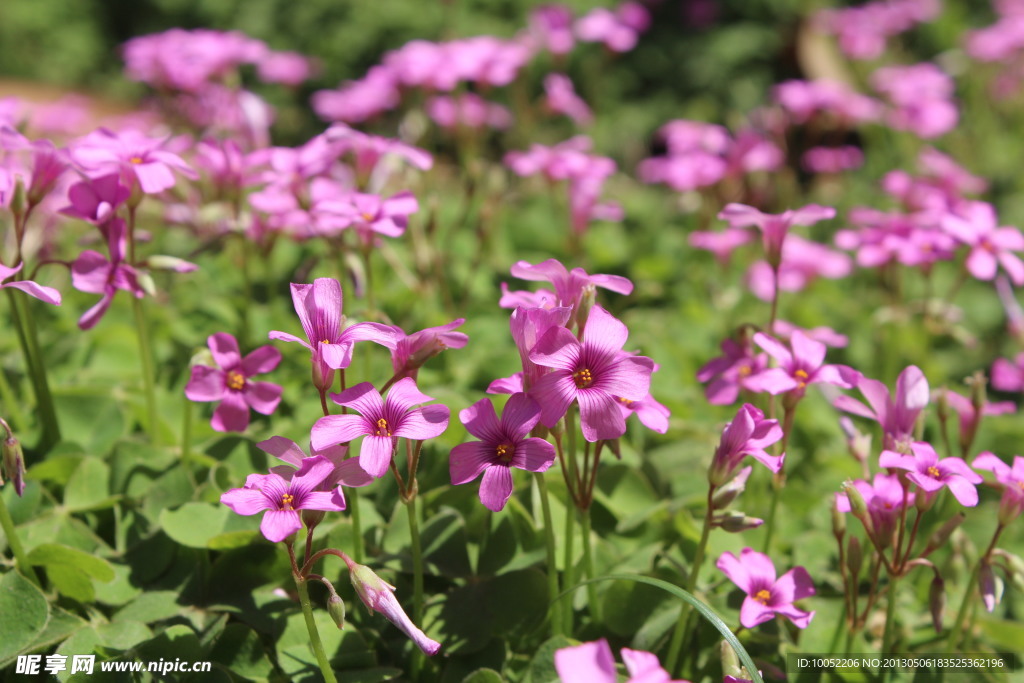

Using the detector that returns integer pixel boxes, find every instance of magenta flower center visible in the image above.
[281,493,295,510]
[927,465,941,478]
[496,442,515,463]
[573,367,594,388]
[375,417,392,437]
[227,371,246,391]
[754,588,772,605]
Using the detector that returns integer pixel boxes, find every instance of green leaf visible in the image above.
[96,620,153,651]
[526,636,575,683]
[159,502,230,548]
[206,529,259,550]
[600,578,671,637]
[53,391,126,457]
[27,543,116,582]
[115,591,184,624]
[0,571,50,665]
[63,457,115,512]
[977,616,1024,652]
[460,669,504,683]
[208,623,273,681]
[27,453,84,486]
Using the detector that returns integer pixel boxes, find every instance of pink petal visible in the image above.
[260,509,302,543]
[185,366,225,402]
[716,552,751,593]
[752,332,793,366]
[772,567,816,604]
[459,398,502,442]
[78,290,115,330]
[2,280,62,305]
[789,331,826,370]
[499,392,542,439]
[479,464,514,511]
[739,596,776,628]
[449,442,495,485]
[257,436,305,467]
[531,372,577,427]
[134,162,176,194]
[944,476,979,506]
[311,414,369,451]
[71,250,111,295]
[387,377,436,412]
[208,332,242,370]
[554,640,617,683]
[742,368,797,395]
[221,487,272,515]
[267,330,312,349]
[212,392,250,432]
[290,455,337,499]
[301,490,347,511]
[967,248,998,281]
[330,382,384,417]
[773,603,815,629]
[333,458,375,488]
[530,327,582,371]
[510,438,556,473]
[396,404,450,440]
[577,389,626,441]
[581,304,629,357]
[241,345,282,376]
[359,435,396,478]
[340,321,403,349]
[244,381,283,415]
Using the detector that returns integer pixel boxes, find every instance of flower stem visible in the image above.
[666,487,715,674]
[0,490,39,586]
[535,472,563,636]
[180,392,195,487]
[562,492,576,635]
[295,574,339,683]
[132,297,159,442]
[348,493,363,563]
[946,558,982,654]
[578,504,601,624]
[881,572,901,666]
[6,291,59,449]
[405,497,424,624]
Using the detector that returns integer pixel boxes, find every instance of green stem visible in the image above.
[535,472,563,636]
[0,491,39,586]
[562,490,576,635]
[0,365,26,432]
[666,487,715,674]
[349,493,363,563]
[132,297,159,442]
[18,297,59,449]
[6,291,57,449]
[761,471,783,553]
[181,392,195,487]
[881,572,901,666]
[406,497,424,623]
[579,505,601,624]
[295,575,338,683]
[946,561,981,654]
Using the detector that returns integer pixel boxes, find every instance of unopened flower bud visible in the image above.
[10,176,27,220]
[842,480,873,535]
[148,255,200,272]
[348,562,441,655]
[302,509,325,530]
[923,512,965,557]
[137,271,157,298]
[712,466,752,510]
[327,593,346,630]
[838,416,872,464]
[720,641,742,679]
[2,428,25,497]
[979,561,1002,613]
[189,347,215,368]
[929,574,945,633]
[712,510,764,533]
[832,499,846,539]
[846,535,863,579]
[573,287,596,333]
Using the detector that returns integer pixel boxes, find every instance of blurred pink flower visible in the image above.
[544,73,593,126]
[942,200,1024,285]
[576,2,651,52]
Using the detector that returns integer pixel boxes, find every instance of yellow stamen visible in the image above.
[754,589,772,605]
[129,156,143,164]
[738,365,752,377]
[496,443,514,463]
[375,417,391,437]
[927,465,941,478]
[618,397,633,407]
[361,212,375,222]
[573,368,594,389]
[226,371,246,391]
[281,493,295,510]
[794,368,809,388]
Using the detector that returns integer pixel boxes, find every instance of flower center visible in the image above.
[738,364,752,377]
[226,371,246,391]
[618,397,633,407]
[375,417,392,437]
[281,493,295,510]
[320,339,331,345]
[794,368,809,388]
[573,368,594,389]
[361,212,375,222]
[129,156,143,164]
[754,588,772,605]
[927,465,941,478]
[495,442,514,463]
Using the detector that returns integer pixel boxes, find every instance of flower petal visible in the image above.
[257,436,306,467]
[221,487,271,515]
[531,372,577,427]
[241,345,282,376]
[716,551,752,593]
[212,392,250,432]
[459,398,503,443]
[208,332,241,370]
[2,280,62,305]
[450,442,495,485]
[185,366,225,402]
[499,392,541,439]
[359,435,396,478]
[554,640,617,683]
[577,389,626,441]
[510,438,556,473]
[260,509,302,543]
[772,566,816,604]
[739,596,777,628]
[244,381,283,415]
[386,377,436,412]
[581,304,628,357]
[290,455,338,500]
[396,404,450,440]
[479,464,514,511]
[311,414,369,451]
[330,382,384,416]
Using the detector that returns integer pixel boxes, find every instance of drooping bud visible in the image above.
[1,420,25,497]
[327,593,346,630]
[979,560,1003,613]
[348,562,441,655]
[711,510,764,533]
[929,574,945,633]
[712,466,753,510]
[923,512,966,557]
[137,271,157,298]
[147,255,200,272]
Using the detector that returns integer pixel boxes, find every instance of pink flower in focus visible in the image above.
[390,318,469,381]
[707,403,784,486]
[617,390,670,434]
[310,378,450,478]
[220,455,346,543]
[185,332,283,432]
[880,441,983,506]
[450,393,556,511]
[717,548,816,628]
[506,258,632,309]
[544,73,593,126]
[347,560,441,655]
[529,305,653,441]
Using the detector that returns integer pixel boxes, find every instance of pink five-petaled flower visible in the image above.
[0,262,61,306]
[258,436,374,505]
[707,403,784,486]
[529,305,653,441]
[992,352,1024,392]
[60,174,131,225]
[554,638,690,683]
[835,473,912,547]
[450,393,556,511]
[834,365,929,451]
[310,378,449,478]
[942,201,1024,285]
[220,455,346,543]
[718,203,836,268]
[972,452,1024,524]
[268,278,401,392]
[717,547,816,629]
[507,258,633,310]
[70,218,145,330]
[879,441,983,507]
[71,128,198,195]
[346,560,441,655]
[185,332,283,432]
[746,331,860,398]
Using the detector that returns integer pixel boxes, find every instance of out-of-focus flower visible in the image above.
[70,218,145,329]
[575,2,651,52]
[973,452,1024,523]
[745,331,860,397]
[0,262,61,306]
[942,200,1024,285]
[72,128,198,195]
[834,365,929,451]
[696,336,767,406]
[529,5,576,55]
[544,73,593,126]
[719,203,836,269]
[803,145,865,174]
[872,63,958,138]
[426,93,512,130]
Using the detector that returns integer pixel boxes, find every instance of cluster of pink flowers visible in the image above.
[815,0,940,60]
[872,62,958,139]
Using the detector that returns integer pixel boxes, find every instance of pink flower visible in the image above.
[745,235,852,301]
[773,79,882,125]
[717,548,816,628]
[347,560,441,655]
[310,378,450,478]
[502,304,572,393]
[312,66,401,124]
[696,337,767,406]
[506,258,633,309]
[529,305,653,441]
[0,262,61,306]
[880,441,983,506]
[450,393,556,511]
[836,473,913,546]
[719,203,836,268]
[872,63,958,138]
[802,145,864,174]
[529,5,576,55]
[575,2,651,52]
[220,455,346,543]
[70,218,145,330]
[123,28,267,92]
[555,638,689,683]
[834,365,930,451]
[992,352,1024,392]
[707,403,784,486]
[617,391,670,434]
[71,128,197,195]
[268,278,401,392]
[426,94,512,130]
[60,174,131,225]
[544,73,593,126]
[326,123,433,176]
[745,331,860,397]
[257,50,314,86]
[972,452,1024,523]
[942,201,1024,285]
[390,318,469,381]
[940,388,1016,456]
[185,333,283,432]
